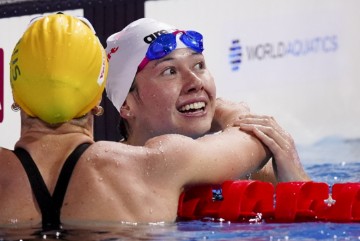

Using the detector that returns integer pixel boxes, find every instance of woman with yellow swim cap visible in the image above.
[10,13,107,124]
[1,13,108,230]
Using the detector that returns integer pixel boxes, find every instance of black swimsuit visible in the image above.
[13,143,91,230]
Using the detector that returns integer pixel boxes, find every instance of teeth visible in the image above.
[180,102,206,112]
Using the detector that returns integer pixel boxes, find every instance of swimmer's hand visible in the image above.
[234,114,311,182]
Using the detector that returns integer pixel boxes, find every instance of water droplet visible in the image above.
[10,218,18,224]
[246,173,252,180]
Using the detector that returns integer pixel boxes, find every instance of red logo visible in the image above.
[107,47,119,61]
[0,48,3,123]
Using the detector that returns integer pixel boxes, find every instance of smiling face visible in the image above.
[123,48,216,145]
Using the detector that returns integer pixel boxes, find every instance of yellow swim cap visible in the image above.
[10,13,107,124]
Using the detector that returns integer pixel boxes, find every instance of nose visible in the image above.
[182,70,204,94]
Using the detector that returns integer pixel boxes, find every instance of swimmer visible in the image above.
[0,13,271,229]
[105,18,310,184]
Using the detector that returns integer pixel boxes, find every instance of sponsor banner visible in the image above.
[230,35,338,70]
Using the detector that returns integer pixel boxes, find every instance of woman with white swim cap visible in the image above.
[105,18,310,184]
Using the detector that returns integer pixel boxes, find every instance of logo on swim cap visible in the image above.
[0,48,3,123]
[143,30,170,44]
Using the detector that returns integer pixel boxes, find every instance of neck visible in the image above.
[15,111,94,148]
[125,132,151,146]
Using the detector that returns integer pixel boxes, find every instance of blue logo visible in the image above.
[229,39,242,71]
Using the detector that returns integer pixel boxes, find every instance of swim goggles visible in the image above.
[138,30,204,71]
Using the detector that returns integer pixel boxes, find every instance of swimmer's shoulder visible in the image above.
[0,147,23,177]
[82,141,157,176]
[0,146,15,159]
[85,140,148,162]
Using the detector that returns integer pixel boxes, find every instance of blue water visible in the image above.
[1,221,359,240]
[1,138,359,240]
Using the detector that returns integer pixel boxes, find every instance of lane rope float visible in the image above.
[178,181,360,222]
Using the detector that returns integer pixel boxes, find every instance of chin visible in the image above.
[181,126,211,139]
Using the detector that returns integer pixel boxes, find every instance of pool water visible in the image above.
[1,220,359,240]
[1,139,359,241]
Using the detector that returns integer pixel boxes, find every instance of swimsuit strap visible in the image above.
[13,143,91,230]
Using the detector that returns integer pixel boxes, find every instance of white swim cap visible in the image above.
[10,13,108,124]
[105,18,176,112]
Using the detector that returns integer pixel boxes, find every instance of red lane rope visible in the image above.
[178,181,360,222]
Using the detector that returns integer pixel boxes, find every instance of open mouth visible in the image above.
[178,101,206,113]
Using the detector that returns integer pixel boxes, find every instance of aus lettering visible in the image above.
[10,40,21,81]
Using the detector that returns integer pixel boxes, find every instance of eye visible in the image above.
[162,67,177,76]
[194,61,205,70]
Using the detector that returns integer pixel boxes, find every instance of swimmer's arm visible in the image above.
[145,126,271,187]
[250,159,278,185]
[236,115,311,182]
[210,98,274,182]
[210,98,250,132]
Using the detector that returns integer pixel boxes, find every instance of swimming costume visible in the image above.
[13,143,91,230]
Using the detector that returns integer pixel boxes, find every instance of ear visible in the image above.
[119,100,133,119]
